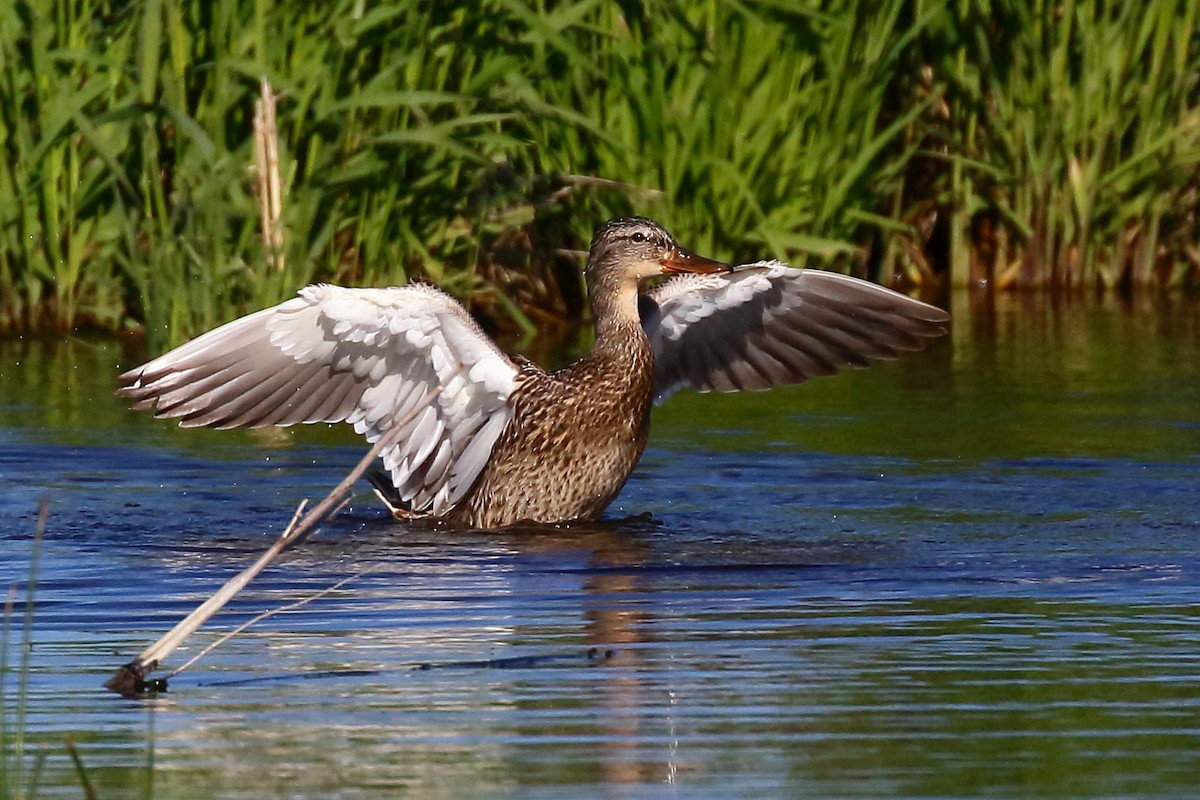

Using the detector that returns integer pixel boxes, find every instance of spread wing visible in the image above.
[640,261,949,402]
[118,283,520,516]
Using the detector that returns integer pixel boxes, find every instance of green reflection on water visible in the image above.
[3,293,1197,461]
[653,292,1200,462]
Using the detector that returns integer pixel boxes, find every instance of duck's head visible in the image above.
[586,217,730,283]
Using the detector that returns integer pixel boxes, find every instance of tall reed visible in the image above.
[0,1,1196,343]
[510,2,940,267]
[936,0,1200,288]
[0,0,134,332]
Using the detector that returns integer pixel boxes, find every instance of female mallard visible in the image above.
[119,217,948,528]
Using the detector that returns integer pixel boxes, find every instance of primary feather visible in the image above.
[641,260,946,402]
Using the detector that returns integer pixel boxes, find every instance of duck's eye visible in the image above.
[631,232,646,243]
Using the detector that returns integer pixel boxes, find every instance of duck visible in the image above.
[118,217,949,528]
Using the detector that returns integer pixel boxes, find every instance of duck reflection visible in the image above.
[487,515,656,666]
[494,516,659,787]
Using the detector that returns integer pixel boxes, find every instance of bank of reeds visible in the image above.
[937,0,1200,289]
[1,0,1197,343]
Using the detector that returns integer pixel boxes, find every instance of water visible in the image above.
[1,293,1198,798]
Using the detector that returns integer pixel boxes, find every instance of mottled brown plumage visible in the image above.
[380,218,702,527]
[118,217,949,528]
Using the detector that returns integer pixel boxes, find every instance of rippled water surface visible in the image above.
[2,294,1198,798]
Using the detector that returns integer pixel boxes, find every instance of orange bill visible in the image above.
[660,247,732,274]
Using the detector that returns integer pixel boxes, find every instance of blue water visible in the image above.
[1,294,1198,798]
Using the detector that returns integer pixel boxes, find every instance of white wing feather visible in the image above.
[641,260,948,402]
[119,283,519,516]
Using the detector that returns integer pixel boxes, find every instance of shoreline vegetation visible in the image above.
[1,0,1197,347]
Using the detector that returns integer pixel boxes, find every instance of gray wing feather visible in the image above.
[118,283,520,516]
[642,261,948,402]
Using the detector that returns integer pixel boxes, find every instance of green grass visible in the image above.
[2,502,46,800]
[1,502,151,800]
[1,0,1197,346]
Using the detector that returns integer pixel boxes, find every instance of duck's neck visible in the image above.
[585,269,647,359]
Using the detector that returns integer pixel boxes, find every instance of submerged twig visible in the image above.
[104,382,448,696]
[166,566,377,680]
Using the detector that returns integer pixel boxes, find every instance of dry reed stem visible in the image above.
[254,76,285,271]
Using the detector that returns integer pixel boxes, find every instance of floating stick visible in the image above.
[104,383,446,696]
